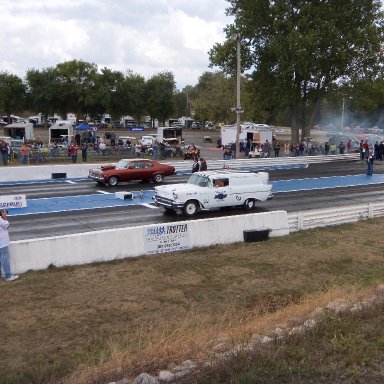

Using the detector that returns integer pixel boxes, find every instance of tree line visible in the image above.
[1,1,384,140]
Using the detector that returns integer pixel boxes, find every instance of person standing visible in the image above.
[0,210,19,282]
[70,142,79,163]
[367,152,374,176]
[192,157,199,173]
[199,158,207,171]
[81,142,88,163]
[152,139,159,160]
[20,142,30,165]
[98,141,107,156]
[273,141,281,157]
[51,141,59,158]
[346,139,352,154]
[324,142,330,155]
[1,141,9,165]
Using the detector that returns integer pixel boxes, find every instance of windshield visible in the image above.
[187,174,210,187]
[116,159,129,169]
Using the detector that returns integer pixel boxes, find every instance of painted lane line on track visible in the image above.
[97,190,112,194]
[0,178,90,186]
[8,191,156,216]
[141,203,159,209]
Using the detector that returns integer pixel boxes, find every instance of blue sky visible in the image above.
[0,0,233,90]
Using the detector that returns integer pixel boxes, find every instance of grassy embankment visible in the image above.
[1,218,384,383]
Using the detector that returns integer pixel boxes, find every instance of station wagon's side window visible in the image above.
[213,178,229,187]
[131,161,145,169]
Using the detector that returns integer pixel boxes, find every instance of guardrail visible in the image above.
[288,201,384,232]
[174,153,361,172]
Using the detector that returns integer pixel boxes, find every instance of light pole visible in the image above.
[231,33,243,159]
[341,97,345,132]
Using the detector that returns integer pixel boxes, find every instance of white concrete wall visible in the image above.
[10,210,289,274]
[0,163,100,182]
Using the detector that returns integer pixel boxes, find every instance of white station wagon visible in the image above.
[153,170,273,216]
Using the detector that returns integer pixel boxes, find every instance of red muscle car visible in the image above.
[88,159,176,186]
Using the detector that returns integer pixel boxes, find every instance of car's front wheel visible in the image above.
[108,176,119,187]
[243,198,256,211]
[153,173,164,183]
[183,200,199,216]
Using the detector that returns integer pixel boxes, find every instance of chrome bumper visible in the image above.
[153,195,184,209]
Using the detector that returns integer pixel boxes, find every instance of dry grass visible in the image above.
[1,218,384,383]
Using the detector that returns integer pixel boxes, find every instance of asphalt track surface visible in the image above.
[4,159,384,241]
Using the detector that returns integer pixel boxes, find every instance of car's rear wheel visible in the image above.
[108,176,119,187]
[243,198,256,211]
[183,200,198,216]
[153,173,164,183]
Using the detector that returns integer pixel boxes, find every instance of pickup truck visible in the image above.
[153,170,273,216]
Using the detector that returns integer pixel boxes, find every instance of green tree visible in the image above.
[55,60,99,121]
[90,67,125,121]
[209,0,384,142]
[0,72,26,121]
[116,72,146,123]
[145,71,176,125]
[192,71,236,125]
[26,67,60,127]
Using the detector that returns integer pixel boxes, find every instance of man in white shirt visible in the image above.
[99,141,107,156]
[0,210,19,282]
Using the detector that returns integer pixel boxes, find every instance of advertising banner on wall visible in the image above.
[144,223,191,255]
[0,194,27,209]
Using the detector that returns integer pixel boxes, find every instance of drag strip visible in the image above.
[7,173,384,216]
[5,161,384,240]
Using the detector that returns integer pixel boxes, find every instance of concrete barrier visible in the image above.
[10,210,289,274]
[0,163,100,182]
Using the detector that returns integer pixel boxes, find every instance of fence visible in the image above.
[288,201,384,232]
[171,153,360,172]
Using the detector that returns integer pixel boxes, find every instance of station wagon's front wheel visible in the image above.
[243,198,255,211]
[108,176,119,187]
[153,173,164,183]
[183,200,198,216]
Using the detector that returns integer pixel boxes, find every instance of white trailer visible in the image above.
[3,123,34,141]
[49,121,74,144]
[157,127,183,144]
[220,124,272,146]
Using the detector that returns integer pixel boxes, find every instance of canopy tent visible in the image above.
[75,123,97,131]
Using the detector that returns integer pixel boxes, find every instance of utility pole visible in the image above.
[231,33,243,159]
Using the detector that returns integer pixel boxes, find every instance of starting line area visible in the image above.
[6,173,384,216]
